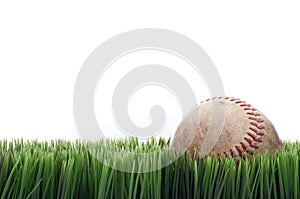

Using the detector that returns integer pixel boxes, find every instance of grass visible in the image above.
[0,138,299,199]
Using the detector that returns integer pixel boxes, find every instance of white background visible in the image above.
[0,1,299,141]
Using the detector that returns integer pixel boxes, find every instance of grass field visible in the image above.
[0,138,298,199]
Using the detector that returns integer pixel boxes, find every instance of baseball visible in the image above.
[171,97,283,159]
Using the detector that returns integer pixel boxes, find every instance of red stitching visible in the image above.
[244,137,252,144]
[229,149,234,156]
[201,97,265,159]
[247,132,262,142]
[240,104,251,107]
[249,127,264,136]
[247,112,261,116]
[248,117,264,123]
[250,122,265,129]
[234,97,265,156]
[235,145,243,156]
[247,132,256,140]
[244,107,257,111]
[240,142,247,150]
[246,148,254,154]
[244,137,258,149]
[250,142,259,149]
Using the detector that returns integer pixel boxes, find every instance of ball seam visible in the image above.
[200,97,265,159]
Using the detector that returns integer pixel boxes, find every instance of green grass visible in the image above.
[0,138,298,199]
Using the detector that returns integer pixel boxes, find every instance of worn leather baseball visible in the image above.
[171,97,283,159]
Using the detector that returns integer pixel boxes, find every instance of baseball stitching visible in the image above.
[200,97,265,159]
